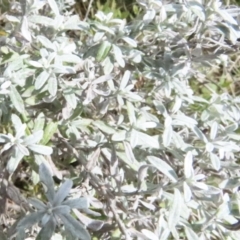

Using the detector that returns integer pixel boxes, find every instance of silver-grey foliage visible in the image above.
[1,0,240,239]
[16,163,91,240]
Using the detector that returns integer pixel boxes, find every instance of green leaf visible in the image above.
[41,122,58,145]
[96,41,112,62]
[9,85,25,114]
[34,113,46,132]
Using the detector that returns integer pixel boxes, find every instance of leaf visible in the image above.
[127,101,136,125]
[141,229,158,240]
[29,198,46,210]
[210,121,218,140]
[59,213,91,240]
[39,163,55,202]
[15,228,26,240]
[112,44,125,67]
[184,226,199,240]
[63,197,89,209]
[37,35,55,50]
[147,156,178,183]
[184,151,193,179]
[163,125,173,147]
[92,120,116,134]
[11,114,23,131]
[41,122,58,145]
[53,205,71,215]
[132,130,160,149]
[24,130,44,145]
[210,153,221,171]
[17,143,30,156]
[29,16,55,26]
[17,211,45,230]
[7,148,25,174]
[34,113,46,132]
[53,179,73,206]
[122,37,137,47]
[9,85,25,114]
[111,130,127,141]
[173,114,198,126]
[48,77,58,96]
[96,41,112,62]
[47,0,60,16]
[103,56,114,74]
[21,16,32,42]
[120,70,131,90]
[64,92,77,109]
[168,188,182,230]
[124,141,136,163]
[143,9,156,21]
[36,218,56,240]
[192,126,208,143]
[35,70,50,90]
[183,182,192,202]
[28,144,53,155]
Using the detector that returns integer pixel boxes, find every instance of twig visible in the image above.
[108,200,131,240]
[83,0,94,21]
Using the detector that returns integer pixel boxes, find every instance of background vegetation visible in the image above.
[1,0,240,239]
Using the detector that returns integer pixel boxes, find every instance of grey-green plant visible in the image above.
[16,163,91,240]
[1,0,240,239]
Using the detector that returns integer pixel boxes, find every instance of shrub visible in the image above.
[1,0,240,239]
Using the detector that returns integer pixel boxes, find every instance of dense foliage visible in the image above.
[1,0,240,239]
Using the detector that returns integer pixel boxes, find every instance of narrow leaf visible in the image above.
[59,213,91,240]
[36,218,56,240]
[63,197,89,209]
[168,188,182,230]
[17,211,45,229]
[28,144,53,155]
[9,85,25,113]
[53,179,73,206]
[120,70,130,90]
[147,156,178,183]
[41,122,58,145]
[35,70,50,90]
[39,163,55,202]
